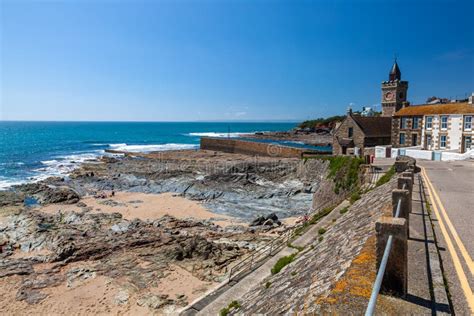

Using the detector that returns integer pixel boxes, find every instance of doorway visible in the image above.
[412,134,418,146]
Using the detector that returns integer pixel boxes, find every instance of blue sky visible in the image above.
[1,0,473,122]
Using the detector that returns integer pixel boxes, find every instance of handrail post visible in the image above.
[392,189,411,237]
[398,176,413,196]
[375,216,408,297]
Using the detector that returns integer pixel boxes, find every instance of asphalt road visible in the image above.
[420,160,474,315]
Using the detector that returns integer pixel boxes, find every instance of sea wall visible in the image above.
[200,137,327,158]
[236,177,397,315]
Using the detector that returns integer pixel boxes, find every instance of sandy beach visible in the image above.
[40,191,239,227]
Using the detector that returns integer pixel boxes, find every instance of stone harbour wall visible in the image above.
[200,137,328,158]
[236,178,397,315]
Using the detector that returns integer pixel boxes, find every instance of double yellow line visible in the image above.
[421,166,474,312]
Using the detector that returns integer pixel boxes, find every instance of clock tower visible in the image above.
[381,60,408,117]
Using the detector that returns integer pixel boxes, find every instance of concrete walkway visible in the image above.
[184,200,350,316]
[404,173,451,314]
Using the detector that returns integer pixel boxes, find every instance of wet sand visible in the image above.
[40,191,240,227]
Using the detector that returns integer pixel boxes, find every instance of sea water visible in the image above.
[0,121,299,189]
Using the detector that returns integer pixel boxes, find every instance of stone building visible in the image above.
[381,60,409,117]
[391,114,423,148]
[333,110,392,155]
[392,102,474,153]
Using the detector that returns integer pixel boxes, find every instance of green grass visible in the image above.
[325,156,365,193]
[302,155,365,194]
[271,253,297,275]
[309,206,334,225]
[339,206,349,214]
[425,201,432,215]
[349,190,361,204]
[376,165,396,187]
[292,205,335,237]
[220,301,241,316]
[287,242,305,252]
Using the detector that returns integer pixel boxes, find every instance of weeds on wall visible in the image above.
[271,253,297,275]
[220,300,241,316]
[349,190,361,204]
[375,165,396,187]
[307,156,365,193]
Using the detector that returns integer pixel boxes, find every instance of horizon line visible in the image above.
[0,119,303,123]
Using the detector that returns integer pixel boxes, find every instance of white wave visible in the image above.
[109,143,128,149]
[35,151,103,179]
[108,143,198,153]
[0,179,27,190]
[187,132,253,138]
[61,152,103,162]
[1,151,105,190]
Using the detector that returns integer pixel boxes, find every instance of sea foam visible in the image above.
[187,132,258,138]
[108,143,198,153]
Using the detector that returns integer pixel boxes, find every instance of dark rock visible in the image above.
[250,216,266,226]
[265,213,279,221]
[262,219,274,226]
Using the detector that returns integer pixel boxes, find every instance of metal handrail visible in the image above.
[228,229,291,280]
[228,200,335,281]
[365,181,406,316]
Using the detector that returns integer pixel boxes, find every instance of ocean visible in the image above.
[0,121,298,190]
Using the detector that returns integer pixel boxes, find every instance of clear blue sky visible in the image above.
[1,0,473,122]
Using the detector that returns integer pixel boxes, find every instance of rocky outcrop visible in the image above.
[14,183,80,205]
[0,208,255,305]
[6,151,332,222]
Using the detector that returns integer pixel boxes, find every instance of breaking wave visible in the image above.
[108,143,198,153]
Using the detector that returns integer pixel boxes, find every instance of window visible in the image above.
[426,116,433,129]
[465,116,472,130]
[412,117,420,129]
[440,135,447,148]
[399,133,405,145]
[464,136,472,152]
[441,116,448,129]
[348,127,353,138]
[400,117,407,129]
[412,134,418,146]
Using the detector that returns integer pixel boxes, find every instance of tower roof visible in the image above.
[389,60,401,81]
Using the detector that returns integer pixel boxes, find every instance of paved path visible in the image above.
[420,160,474,314]
[406,173,450,314]
[189,200,350,316]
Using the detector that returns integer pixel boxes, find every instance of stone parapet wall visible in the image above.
[237,177,397,314]
[200,137,328,158]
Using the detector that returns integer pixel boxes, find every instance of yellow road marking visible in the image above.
[421,167,474,275]
[421,167,474,312]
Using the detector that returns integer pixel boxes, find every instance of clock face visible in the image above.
[384,91,394,101]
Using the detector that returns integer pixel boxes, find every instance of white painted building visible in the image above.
[393,102,474,153]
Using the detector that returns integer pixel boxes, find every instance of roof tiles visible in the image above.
[394,102,474,116]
